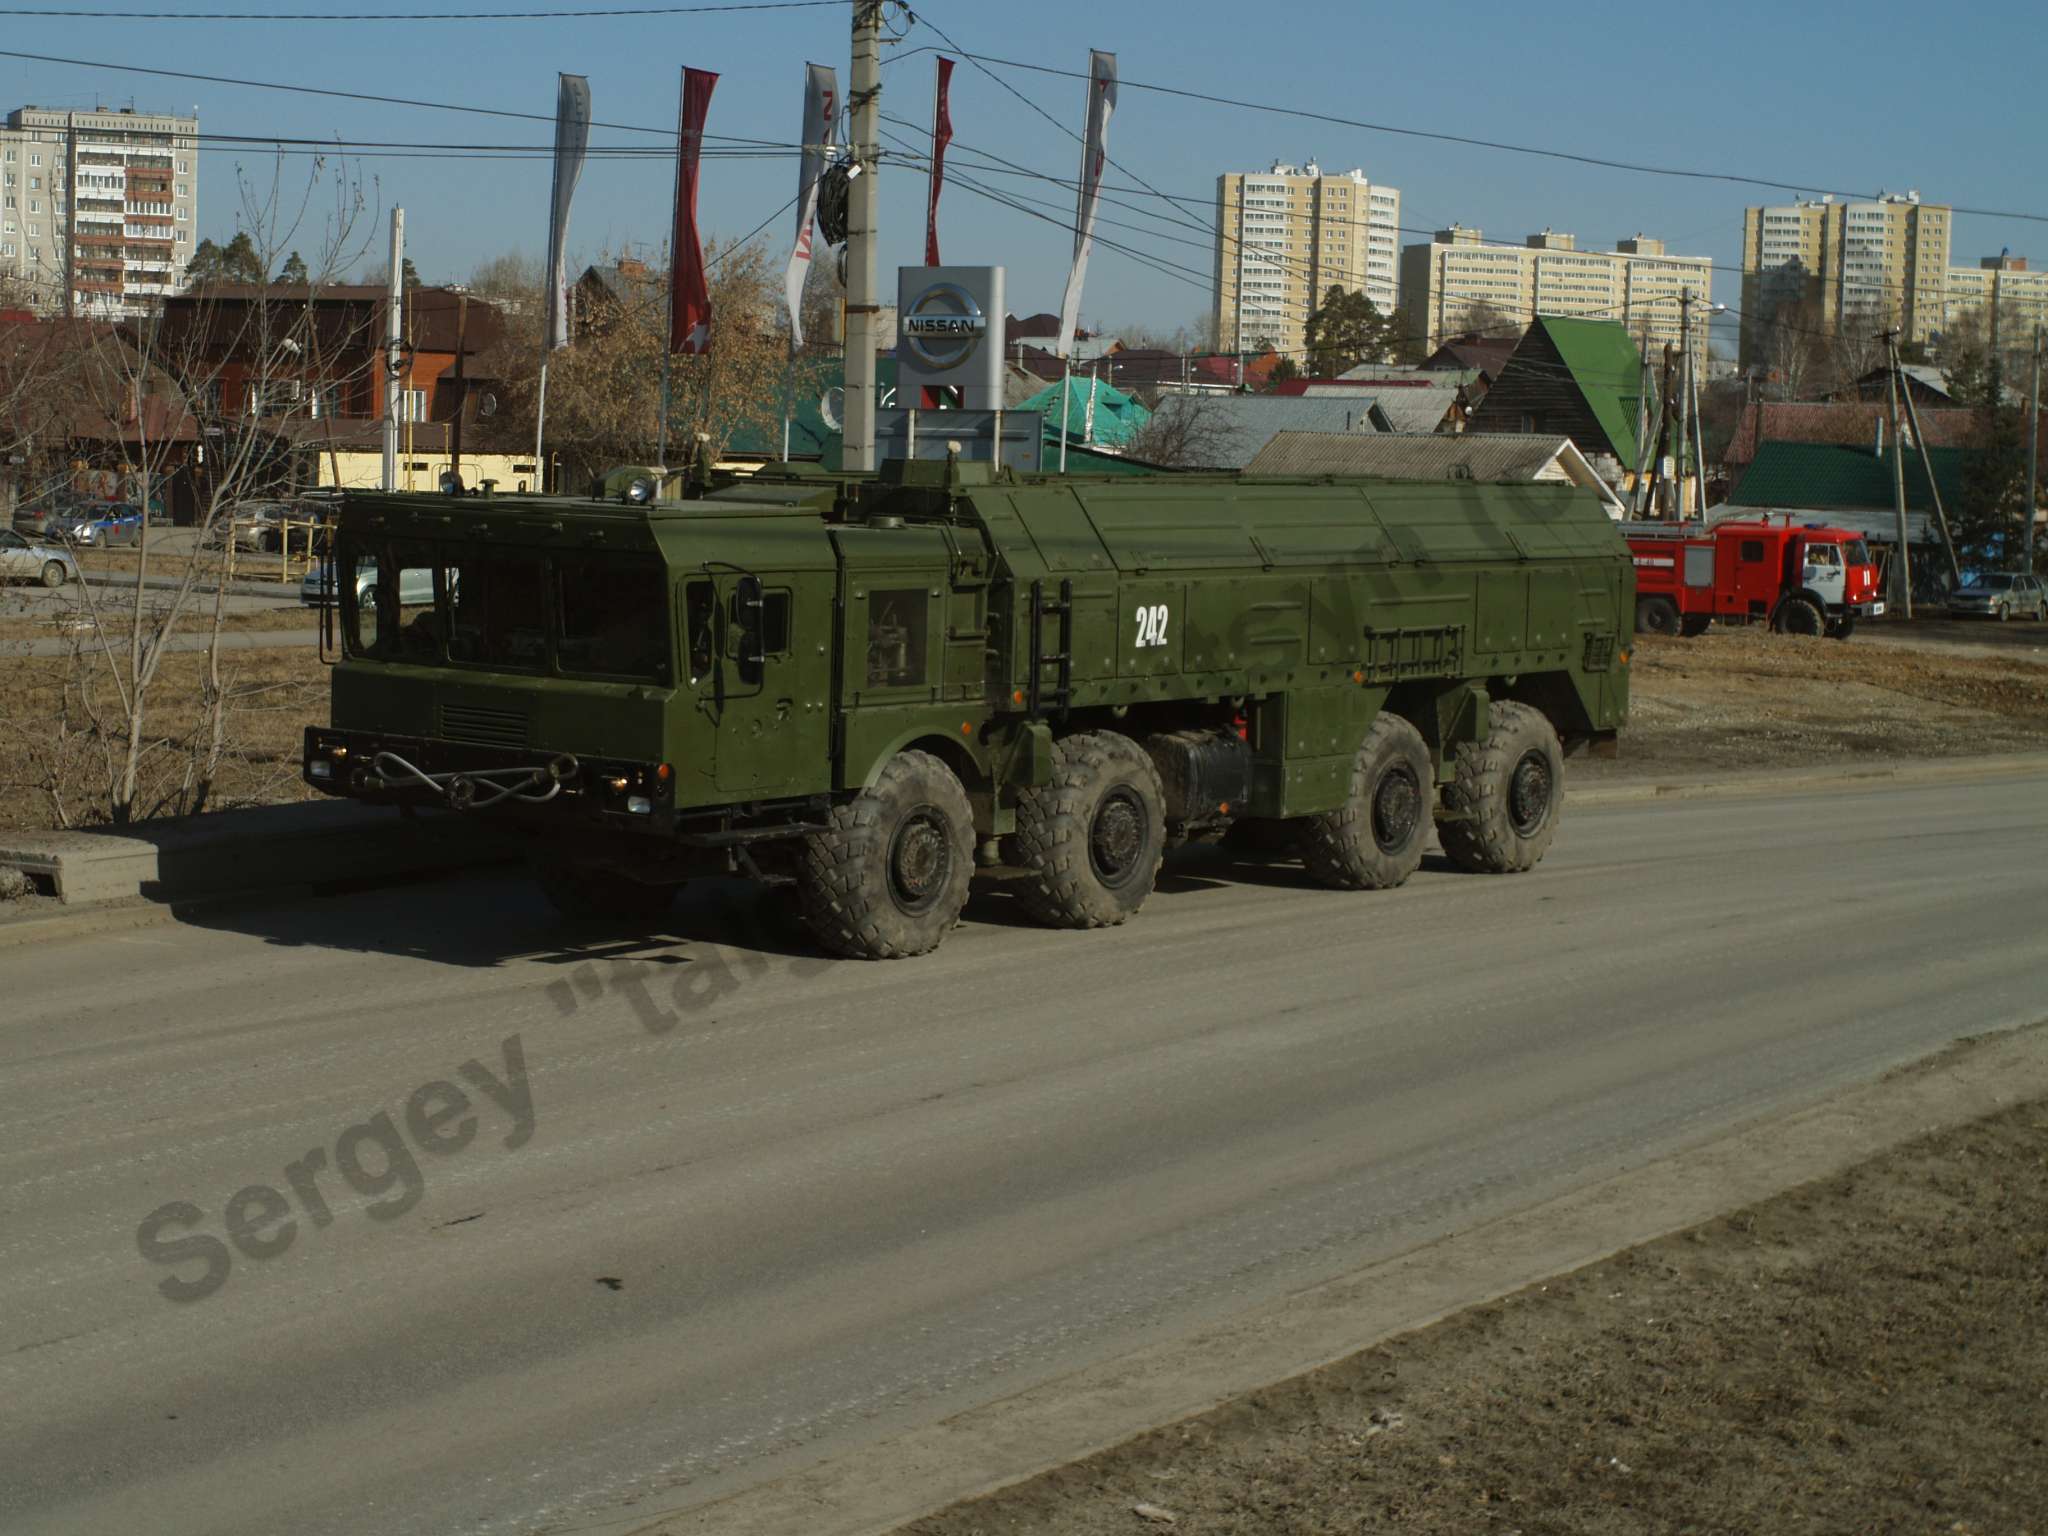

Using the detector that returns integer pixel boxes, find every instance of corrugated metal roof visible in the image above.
[1727,440,1968,514]
[1144,393,1380,468]
[1014,374,1152,447]
[1246,430,1571,481]
[1370,384,1462,433]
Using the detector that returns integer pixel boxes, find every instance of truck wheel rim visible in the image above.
[1508,750,1553,837]
[887,807,952,915]
[1371,764,1422,853]
[1089,787,1146,885]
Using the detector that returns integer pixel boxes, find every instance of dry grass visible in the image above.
[0,643,326,832]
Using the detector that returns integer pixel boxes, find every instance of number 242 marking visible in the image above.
[1134,603,1170,648]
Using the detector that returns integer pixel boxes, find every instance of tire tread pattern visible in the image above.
[1438,701,1564,875]
[1011,732,1166,929]
[1299,713,1432,890]
[797,749,973,960]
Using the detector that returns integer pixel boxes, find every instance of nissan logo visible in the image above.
[902,282,987,371]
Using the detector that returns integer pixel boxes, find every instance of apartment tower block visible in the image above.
[1213,161,1401,358]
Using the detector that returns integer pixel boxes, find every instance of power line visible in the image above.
[885,43,2048,227]
[0,46,682,136]
[0,1,839,17]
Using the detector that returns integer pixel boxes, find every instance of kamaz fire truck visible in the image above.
[1625,516,1885,639]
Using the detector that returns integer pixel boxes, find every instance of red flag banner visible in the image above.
[670,66,718,354]
[924,56,954,267]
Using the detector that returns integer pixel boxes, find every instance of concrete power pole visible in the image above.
[842,1,884,473]
[1676,291,1693,517]
[2028,326,2042,572]
[1883,331,1913,618]
[382,206,404,492]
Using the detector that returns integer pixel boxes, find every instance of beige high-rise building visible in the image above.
[0,103,199,318]
[1396,227,1711,353]
[1738,192,1950,364]
[1212,161,1401,358]
[1943,254,2048,349]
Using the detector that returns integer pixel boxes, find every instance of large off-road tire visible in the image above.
[1828,614,1857,640]
[1680,613,1713,638]
[1011,731,1166,929]
[1635,596,1681,637]
[534,859,679,922]
[1772,595,1824,636]
[1439,701,1566,875]
[796,749,973,959]
[40,560,66,589]
[1299,712,1432,890]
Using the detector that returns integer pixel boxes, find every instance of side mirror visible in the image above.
[734,574,766,686]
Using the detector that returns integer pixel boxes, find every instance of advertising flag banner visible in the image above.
[543,73,591,352]
[924,56,954,267]
[1054,49,1116,360]
[670,66,719,354]
[784,62,837,351]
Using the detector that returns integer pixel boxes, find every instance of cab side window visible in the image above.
[866,588,927,687]
[683,580,716,681]
[1739,539,1765,563]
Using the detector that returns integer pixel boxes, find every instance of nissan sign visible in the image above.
[895,265,1005,409]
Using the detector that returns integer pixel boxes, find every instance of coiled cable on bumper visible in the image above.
[361,749,576,810]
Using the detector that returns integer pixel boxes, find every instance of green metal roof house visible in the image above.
[1014,373,1152,450]
[1465,316,1645,471]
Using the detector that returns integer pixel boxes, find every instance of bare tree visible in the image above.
[476,236,827,485]
[1125,393,1232,468]
[14,153,381,826]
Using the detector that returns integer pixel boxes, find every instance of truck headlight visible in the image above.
[626,795,653,815]
[309,760,334,781]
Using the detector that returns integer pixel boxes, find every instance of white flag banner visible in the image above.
[784,62,838,353]
[1055,49,1116,361]
[543,73,591,352]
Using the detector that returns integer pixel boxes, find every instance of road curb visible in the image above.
[1571,750,2048,806]
[630,1019,2048,1536]
[76,570,306,601]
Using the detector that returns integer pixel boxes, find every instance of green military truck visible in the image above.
[304,458,1632,958]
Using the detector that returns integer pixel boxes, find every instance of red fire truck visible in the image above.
[1625,517,1886,639]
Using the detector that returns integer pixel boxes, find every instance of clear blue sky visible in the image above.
[7,0,2046,341]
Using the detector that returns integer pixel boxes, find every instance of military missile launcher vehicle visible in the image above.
[304,458,1632,958]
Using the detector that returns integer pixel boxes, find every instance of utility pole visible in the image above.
[1883,330,1913,618]
[1891,331,1962,589]
[381,206,404,492]
[1676,291,1693,518]
[842,0,884,472]
[2028,325,2042,572]
[1629,347,1655,518]
[448,290,467,488]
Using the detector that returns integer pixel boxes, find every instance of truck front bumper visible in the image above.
[1851,600,1886,618]
[302,727,675,831]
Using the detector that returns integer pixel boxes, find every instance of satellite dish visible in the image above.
[819,386,844,432]
[834,243,848,290]
[477,391,499,419]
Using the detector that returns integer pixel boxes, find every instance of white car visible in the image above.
[301,558,437,608]
[0,527,79,588]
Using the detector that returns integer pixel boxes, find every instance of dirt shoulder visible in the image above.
[900,1089,2048,1536]
[1583,622,2048,781]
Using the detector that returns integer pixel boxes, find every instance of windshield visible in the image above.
[340,534,671,683]
[1842,539,1870,566]
[1971,574,2015,591]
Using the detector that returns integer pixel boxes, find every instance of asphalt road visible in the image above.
[3,774,2045,1536]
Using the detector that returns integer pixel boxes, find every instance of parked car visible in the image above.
[11,492,83,540]
[49,503,145,548]
[1948,572,2048,622]
[301,557,437,608]
[0,527,80,587]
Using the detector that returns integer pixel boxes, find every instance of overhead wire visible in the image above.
[884,42,2048,226]
[0,0,841,16]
